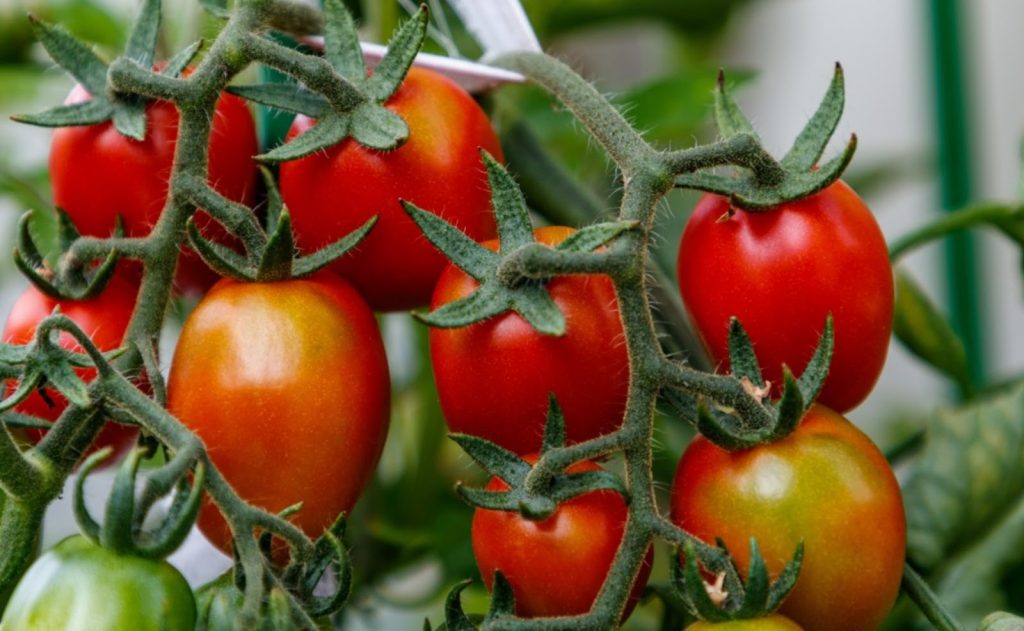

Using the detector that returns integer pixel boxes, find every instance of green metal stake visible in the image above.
[927,0,985,395]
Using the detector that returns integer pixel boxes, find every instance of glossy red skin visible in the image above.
[676,181,893,413]
[430,226,629,455]
[50,79,258,294]
[166,273,390,556]
[472,459,653,620]
[1,271,141,461]
[670,405,906,631]
[686,616,804,631]
[280,67,503,311]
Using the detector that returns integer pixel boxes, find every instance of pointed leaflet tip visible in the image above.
[29,15,109,97]
[125,0,161,68]
[323,0,365,78]
[293,215,377,278]
[400,200,497,280]
[414,283,509,329]
[734,539,770,617]
[365,6,428,102]
[766,542,804,611]
[256,115,350,163]
[12,99,112,128]
[781,63,846,171]
[795,315,834,404]
[727,317,765,388]
[482,150,534,250]
[485,571,516,621]
[443,580,477,631]
[162,39,203,78]
[714,69,757,141]
[539,395,566,454]
[227,84,330,118]
[449,433,531,486]
[255,209,296,281]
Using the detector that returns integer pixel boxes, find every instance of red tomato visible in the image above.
[472,458,653,620]
[280,67,503,311]
[430,226,629,455]
[166,272,390,556]
[50,76,258,294]
[686,616,804,630]
[676,180,893,413]
[1,270,141,461]
[670,405,905,631]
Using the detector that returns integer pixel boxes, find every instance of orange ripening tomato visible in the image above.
[472,458,652,621]
[685,616,805,630]
[430,226,630,455]
[280,67,503,311]
[166,272,390,557]
[670,405,905,631]
[676,180,893,413]
[1,270,142,462]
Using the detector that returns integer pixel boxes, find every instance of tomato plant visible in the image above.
[685,616,804,630]
[165,272,390,556]
[1,269,141,460]
[472,458,652,620]
[0,535,195,630]
[280,67,503,312]
[670,405,905,631]
[676,180,893,413]
[430,226,629,454]
[50,77,258,294]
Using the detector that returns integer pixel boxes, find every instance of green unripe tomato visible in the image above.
[686,615,805,630]
[0,535,196,630]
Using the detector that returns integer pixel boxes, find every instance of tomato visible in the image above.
[0,535,195,630]
[50,75,259,294]
[685,616,804,630]
[472,458,653,620]
[676,180,893,413]
[166,272,390,556]
[430,226,629,455]
[670,405,905,631]
[280,67,503,311]
[1,270,141,462]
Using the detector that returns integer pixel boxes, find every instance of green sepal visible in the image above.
[349,102,408,149]
[136,460,206,559]
[227,84,329,118]
[255,211,297,281]
[0,411,53,430]
[794,315,833,404]
[40,210,123,300]
[772,367,805,438]
[27,15,107,96]
[186,219,252,281]
[484,151,534,250]
[675,541,732,622]
[111,99,148,141]
[733,540,770,617]
[74,447,113,543]
[727,317,765,389]
[400,201,498,280]
[539,395,566,455]
[322,0,364,78]
[257,114,349,162]
[483,571,516,622]
[37,346,91,408]
[781,63,844,171]
[364,6,427,102]
[714,69,758,142]
[443,580,479,631]
[292,216,376,277]
[11,99,112,128]
[124,0,161,69]
[162,40,203,78]
[892,269,971,392]
[556,220,639,252]
[449,434,530,487]
[303,530,352,617]
[764,542,803,611]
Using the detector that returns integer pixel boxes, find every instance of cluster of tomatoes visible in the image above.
[1,57,904,630]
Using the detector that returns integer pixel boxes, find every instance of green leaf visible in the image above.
[893,269,971,392]
[124,0,161,68]
[350,101,408,150]
[322,0,364,78]
[227,83,329,118]
[714,69,757,141]
[903,384,1024,570]
[781,63,845,171]
[29,15,108,96]
[364,6,427,101]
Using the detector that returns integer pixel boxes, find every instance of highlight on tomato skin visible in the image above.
[471,457,653,621]
[1,268,143,464]
[280,66,504,312]
[165,271,391,560]
[430,225,630,456]
[676,179,894,414]
[670,404,906,631]
[50,71,259,295]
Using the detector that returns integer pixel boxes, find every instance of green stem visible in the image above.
[902,564,964,631]
[889,203,1024,261]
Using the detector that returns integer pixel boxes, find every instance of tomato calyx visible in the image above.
[675,65,855,210]
[673,539,804,624]
[668,316,834,451]
[229,0,427,161]
[453,397,627,521]
[73,444,205,559]
[186,168,377,282]
[13,0,194,140]
[407,149,637,335]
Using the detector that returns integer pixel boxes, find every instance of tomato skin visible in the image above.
[166,272,390,556]
[670,405,905,631]
[430,226,629,455]
[0,535,196,630]
[280,67,503,311]
[50,79,258,294]
[472,459,653,620]
[1,271,141,461]
[685,615,804,630]
[676,181,893,413]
